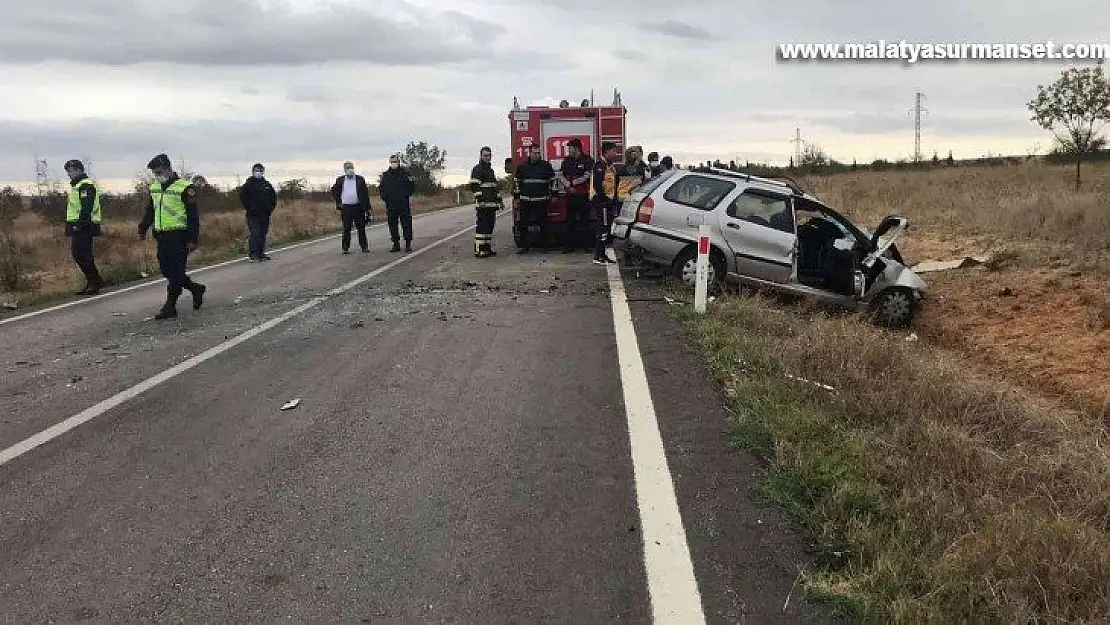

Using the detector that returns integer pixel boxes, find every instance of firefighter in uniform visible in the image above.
[138,153,206,320]
[512,144,555,254]
[63,159,105,296]
[469,146,502,258]
[591,141,620,264]
[559,138,594,253]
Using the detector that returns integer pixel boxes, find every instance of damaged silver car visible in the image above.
[609,167,927,328]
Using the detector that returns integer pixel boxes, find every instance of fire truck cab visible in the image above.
[507,91,628,248]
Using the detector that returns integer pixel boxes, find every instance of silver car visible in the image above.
[609,167,927,328]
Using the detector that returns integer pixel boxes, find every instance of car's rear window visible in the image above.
[636,168,677,196]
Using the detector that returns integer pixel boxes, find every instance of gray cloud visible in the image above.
[637,20,721,41]
[612,49,650,62]
[0,0,507,67]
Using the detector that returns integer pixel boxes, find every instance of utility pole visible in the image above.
[909,91,928,162]
[790,127,804,166]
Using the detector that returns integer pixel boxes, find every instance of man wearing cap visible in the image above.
[469,146,502,258]
[138,153,206,320]
[63,159,104,296]
[378,154,416,252]
[330,161,371,254]
[558,138,593,253]
[238,162,277,261]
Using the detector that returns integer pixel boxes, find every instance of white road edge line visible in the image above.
[0,212,498,468]
[605,259,707,624]
[0,204,475,327]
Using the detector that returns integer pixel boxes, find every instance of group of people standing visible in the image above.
[503,142,673,264]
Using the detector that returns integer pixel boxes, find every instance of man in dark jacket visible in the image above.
[512,144,555,254]
[330,161,372,254]
[591,141,620,264]
[379,154,416,252]
[469,146,503,258]
[63,159,104,295]
[239,162,277,262]
[558,138,593,253]
[138,153,206,320]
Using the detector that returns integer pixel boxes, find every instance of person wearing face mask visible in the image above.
[591,141,620,264]
[468,146,502,258]
[330,161,372,254]
[559,138,594,253]
[378,154,416,252]
[62,159,104,296]
[137,153,206,320]
[511,144,555,254]
[238,162,277,262]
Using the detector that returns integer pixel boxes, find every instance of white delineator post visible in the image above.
[694,225,710,314]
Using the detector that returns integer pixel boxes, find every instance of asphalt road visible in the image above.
[0,204,839,623]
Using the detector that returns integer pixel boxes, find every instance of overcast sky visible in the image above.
[3,0,1108,191]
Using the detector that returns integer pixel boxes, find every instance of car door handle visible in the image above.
[726,222,740,230]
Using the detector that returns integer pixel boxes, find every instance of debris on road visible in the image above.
[280,398,301,411]
[112,312,127,317]
[905,333,919,342]
[350,320,365,329]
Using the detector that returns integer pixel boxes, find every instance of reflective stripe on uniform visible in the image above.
[149,179,190,231]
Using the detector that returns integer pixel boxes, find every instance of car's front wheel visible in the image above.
[871,287,916,329]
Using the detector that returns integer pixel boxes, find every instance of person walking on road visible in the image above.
[138,153,206,320]
[63,159,104,296]
[239,162,277,262]
[559,138,593,253]
[591,141,620,265]
[469,146,503,258]
[330,161,371,254]
[512,144,555,254]
[379,154,416,252]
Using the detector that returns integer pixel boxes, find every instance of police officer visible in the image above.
[137,153,206,320]
[559,138,594,253]
[63,159,104,296]
[591,141,620,264]
[379,154,416,252]
[512,144,555,254]
[469,146,502,258]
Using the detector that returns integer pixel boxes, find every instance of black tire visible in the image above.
[513,224,525,248]
[871,287,916,329]
[673,246,725,291]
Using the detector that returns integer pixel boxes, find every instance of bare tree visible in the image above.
[1027,63,1110,191]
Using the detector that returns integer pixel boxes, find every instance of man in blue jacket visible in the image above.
[379,154,416,252]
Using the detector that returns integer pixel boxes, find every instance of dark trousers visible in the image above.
[474,207,497,253]
[246,213,271,258]
[593,200,617,259]
[70,231,102,285]
[156,230,199,302]
[564,193,590,250]
[340,204,368,251]
[387,207,413,243]
[518,200,547,249]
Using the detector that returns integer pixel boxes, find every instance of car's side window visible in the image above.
[727,190,794,234]
[661,175,736,211]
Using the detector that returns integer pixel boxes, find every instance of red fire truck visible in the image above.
[506,91,628,248]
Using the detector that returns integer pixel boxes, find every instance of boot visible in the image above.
[390,241,401,253]
[154,302,178,320]
[405,241,412,252]
[190,283,206,310]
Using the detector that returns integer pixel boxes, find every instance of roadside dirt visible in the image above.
[899,234,1110,413]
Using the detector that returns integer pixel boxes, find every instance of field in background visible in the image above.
[667,159,1110,620]
[0,192,460,307]
[796,161,1110,410]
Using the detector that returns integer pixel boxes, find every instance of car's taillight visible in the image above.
[637,197,654,224]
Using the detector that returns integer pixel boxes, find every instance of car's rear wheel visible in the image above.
[674,246,725,291]
[871,287,916,329]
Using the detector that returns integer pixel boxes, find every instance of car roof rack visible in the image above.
[692,166,807,196]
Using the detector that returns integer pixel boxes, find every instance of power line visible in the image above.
[790,127,804,165]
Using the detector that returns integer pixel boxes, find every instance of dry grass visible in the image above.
[0,193,460,306]
[676,289,1110,622]
[797,161,1110,272]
